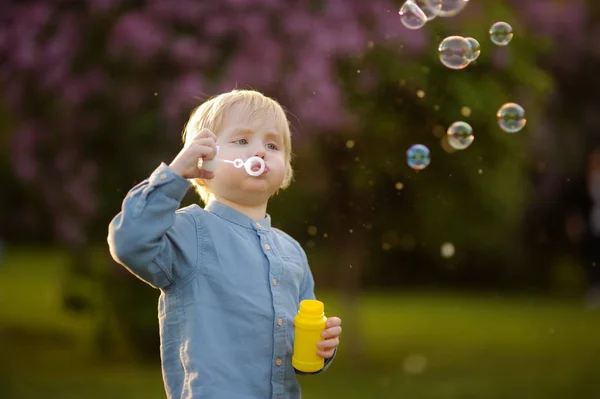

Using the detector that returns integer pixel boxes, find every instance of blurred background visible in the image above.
[1,0,600,398]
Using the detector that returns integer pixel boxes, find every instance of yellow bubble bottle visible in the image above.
[292,299,327,373]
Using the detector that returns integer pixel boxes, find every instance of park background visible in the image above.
[1,0,600,398]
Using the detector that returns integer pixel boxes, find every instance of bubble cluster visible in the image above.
[400,0,452,30]
[438,36,473,70]
[497,103,527,133]
[437,0,469,17]
[399,1,427,30]
[489,22,513,46]
[407,144,431,170]
[401,3,525,172]
[415,0,442,20]
[447,121,474,150]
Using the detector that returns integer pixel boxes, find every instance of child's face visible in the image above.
[204,102,287,206]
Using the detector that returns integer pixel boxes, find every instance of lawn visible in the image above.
[1,249,599,398]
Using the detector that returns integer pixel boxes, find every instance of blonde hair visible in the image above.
[182,89,294,204]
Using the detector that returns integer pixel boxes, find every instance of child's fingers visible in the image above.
[317,337,339,350]
[326,317,342,328]
[317,349,335,359]
[196,170,214,180]
[321,326,342,339]
[191,139,217,156]
[192,128,217,142]
[191,145,217,170]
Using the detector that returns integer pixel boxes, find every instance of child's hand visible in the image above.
[317,317,342,359]
[169,129,218,179]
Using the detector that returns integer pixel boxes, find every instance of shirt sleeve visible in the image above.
[108,163,198,289]
[292,240,337,375]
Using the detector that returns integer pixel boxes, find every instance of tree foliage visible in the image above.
[1,0,596,287]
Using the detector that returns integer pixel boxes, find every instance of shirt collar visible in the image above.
[205,200,271,230]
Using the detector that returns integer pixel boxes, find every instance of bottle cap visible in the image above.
[299,299,324,316]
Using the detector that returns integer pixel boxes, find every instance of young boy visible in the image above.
[108,89,342,399]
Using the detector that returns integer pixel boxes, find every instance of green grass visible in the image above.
[1,249,600,398]
[0,249,103,362]
[4,292,599,399]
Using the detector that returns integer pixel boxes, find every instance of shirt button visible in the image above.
[264,244,270,250]
[276,358,282,366]
[159,173,167,180]
[272,279,277,286]
[277,318,283,326]
[256,222,262,228]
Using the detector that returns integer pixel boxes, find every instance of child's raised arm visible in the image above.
[108,129,217,289]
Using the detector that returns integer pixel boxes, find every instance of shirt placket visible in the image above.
[255,223,286,399]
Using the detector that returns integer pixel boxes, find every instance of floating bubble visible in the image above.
[441,242,455,259]
[438,36,472,70]
[437,0,469,17]
[447,121,474,150]
[489,22,513,46]
[407,144,431,170]
[399,1,427,30]
[415,0,442,20]
[465,37,480,61]
[497,103,526,133]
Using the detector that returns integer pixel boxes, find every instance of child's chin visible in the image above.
[239,179,271,190]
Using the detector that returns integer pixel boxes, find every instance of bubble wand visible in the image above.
[199,145,266,177]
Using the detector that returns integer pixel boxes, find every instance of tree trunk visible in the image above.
[323,135,368,368]
[335,231,366,368]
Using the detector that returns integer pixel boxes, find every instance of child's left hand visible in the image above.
[317,317,342,359]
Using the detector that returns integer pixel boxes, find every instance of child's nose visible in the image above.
[253,148,266,158]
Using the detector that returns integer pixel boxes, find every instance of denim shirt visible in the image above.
[108,163,335,399]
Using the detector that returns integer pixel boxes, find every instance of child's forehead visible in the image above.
[220,103,285,134]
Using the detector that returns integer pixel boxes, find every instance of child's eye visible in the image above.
[234,138,248,145]
[266,143,279,150]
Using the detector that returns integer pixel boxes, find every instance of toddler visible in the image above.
[108,90,342,399]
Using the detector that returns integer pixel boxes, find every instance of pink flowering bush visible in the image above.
[0,0,594,268]
[0,0,427,244]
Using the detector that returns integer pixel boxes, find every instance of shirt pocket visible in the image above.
[280,255,304,296]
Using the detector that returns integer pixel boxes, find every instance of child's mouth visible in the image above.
[244,156,267,176]
[252,165,268,174]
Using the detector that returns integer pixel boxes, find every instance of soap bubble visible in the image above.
[447,121,474,150]
[497,103,526,133]
[438,36,472,70]
[489,22,513,46]
[407,144,431,170]
[415,0,442,20]
[441,242,455,259]
[465,37,480,61]
[399,1,427,30]
[437,0,469,17]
